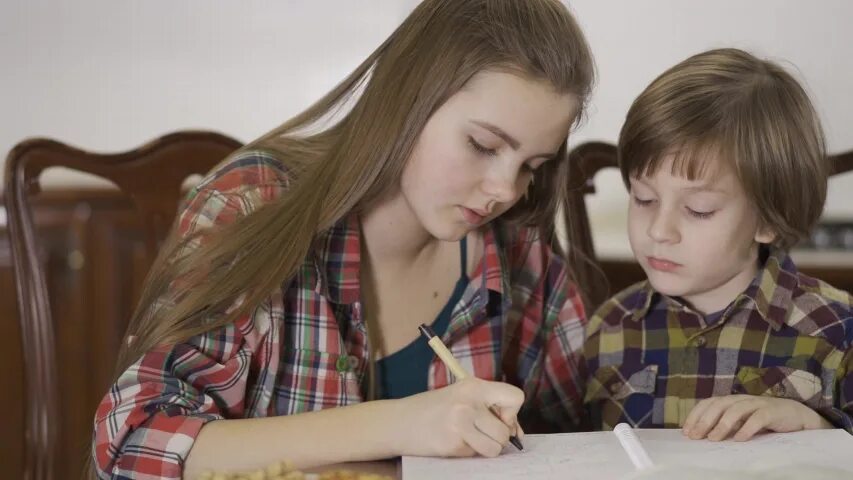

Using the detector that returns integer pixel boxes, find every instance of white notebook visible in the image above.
[402,429,853,480]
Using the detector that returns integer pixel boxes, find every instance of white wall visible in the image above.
[2,0,852,250]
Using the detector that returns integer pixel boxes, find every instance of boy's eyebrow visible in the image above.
[630,176,728,194]
[470,119,558,160]
[681,185,728,194]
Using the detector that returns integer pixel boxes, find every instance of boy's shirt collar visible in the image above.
[630,245,798,331]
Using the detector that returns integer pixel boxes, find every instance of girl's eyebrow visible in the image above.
[471,120,520,149]
[470,119,558,160]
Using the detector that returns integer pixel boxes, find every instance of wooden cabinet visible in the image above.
[1,189,154,479]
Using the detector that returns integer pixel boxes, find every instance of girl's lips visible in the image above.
[460,206,485,225]
[647,256,682,272]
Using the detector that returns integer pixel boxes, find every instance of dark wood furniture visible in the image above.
[568,142,853,307]
[2,131,242,480]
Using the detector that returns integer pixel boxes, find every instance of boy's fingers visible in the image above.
[707,399,761,441]
[683,397,712,433]
[687,396,749,439]
[734,409,771,441]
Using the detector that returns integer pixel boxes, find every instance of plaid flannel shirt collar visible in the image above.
[628,246,798,331]
[311,215,508,306]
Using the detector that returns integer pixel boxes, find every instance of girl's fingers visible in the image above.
[516,422,526,442]
[480,380,525,415]
[463,413,510,457]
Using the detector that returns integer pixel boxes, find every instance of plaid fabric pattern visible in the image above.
[584,247,853,434]
[93,150,588,479]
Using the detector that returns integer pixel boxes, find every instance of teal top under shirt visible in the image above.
[375,237,469,399]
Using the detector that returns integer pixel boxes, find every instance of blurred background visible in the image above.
[2,0,852,253]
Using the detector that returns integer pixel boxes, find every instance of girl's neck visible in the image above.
[359,193,440,268]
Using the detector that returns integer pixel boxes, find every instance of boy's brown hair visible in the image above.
[618,48,828,250]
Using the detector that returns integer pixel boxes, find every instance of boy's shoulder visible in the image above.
[586,280,653,334]
[780,268,853,346]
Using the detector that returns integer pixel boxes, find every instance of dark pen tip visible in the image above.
[510,435,524,451]
[418,323,436,339]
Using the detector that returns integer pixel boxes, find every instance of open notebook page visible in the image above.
[402,429,853,480]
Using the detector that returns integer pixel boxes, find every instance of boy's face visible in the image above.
[627,153,775,315]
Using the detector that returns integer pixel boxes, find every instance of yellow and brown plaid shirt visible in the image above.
[584,247,853,433]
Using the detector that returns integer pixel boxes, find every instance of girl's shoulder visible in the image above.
[177,149,293,235]
[193,148,293,199]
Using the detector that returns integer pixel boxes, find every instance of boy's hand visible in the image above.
[682,394,834,441]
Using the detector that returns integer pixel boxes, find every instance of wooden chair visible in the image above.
[566,141,618,311]
[567,141,853,310]
[3,131,242,480]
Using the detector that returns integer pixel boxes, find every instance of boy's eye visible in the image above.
[687,207,715,219]
[632,195,654,207]
[468,137,498,156]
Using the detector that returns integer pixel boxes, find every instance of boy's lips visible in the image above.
[647,256,682,272]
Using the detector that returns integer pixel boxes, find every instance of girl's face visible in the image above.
[400,70,579,241]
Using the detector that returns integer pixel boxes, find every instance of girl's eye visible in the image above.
[632,196,654,207]
[468,137,498,156]
[687,208,715,219]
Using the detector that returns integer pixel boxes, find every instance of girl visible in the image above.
[93,1,595,478]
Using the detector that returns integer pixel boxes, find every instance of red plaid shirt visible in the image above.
[92,150,588,479]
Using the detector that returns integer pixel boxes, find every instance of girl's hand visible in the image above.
[682,394,833,441]
[391,377,525,458]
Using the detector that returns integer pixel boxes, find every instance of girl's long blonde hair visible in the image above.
[115,0,595,378]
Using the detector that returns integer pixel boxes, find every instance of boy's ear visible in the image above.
[754,225,777,244]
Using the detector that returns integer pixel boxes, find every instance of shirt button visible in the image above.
[609,383,621,394]
[336,356,350,373]
[694,336,707,347]
[772,383,787,396]
[347,355,360,370]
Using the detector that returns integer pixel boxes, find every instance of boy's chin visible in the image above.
[643,271,691,297]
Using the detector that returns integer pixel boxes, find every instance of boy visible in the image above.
[584,48,852,441]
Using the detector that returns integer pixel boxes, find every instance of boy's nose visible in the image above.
[647,209,680,244]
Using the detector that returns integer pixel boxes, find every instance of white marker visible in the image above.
[614,423,654,470]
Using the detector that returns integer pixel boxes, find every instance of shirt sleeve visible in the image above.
[92,315,265,479]
[824,347,853,433]
[92,154,287,479]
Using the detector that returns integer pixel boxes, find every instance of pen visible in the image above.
[418,323,524,451]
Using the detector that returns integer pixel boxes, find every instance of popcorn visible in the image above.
[196,461,394,480]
